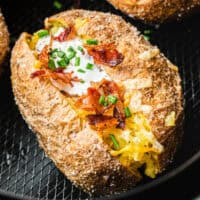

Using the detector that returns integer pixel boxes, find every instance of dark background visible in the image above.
[0,0,199,199]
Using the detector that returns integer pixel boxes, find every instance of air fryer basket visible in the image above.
[0,0,200,199]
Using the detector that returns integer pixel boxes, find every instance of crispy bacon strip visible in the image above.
[38,45,49,68]
[31,69,80,86]
[75,80,126,129]
[87,115,118,130]
[53,26,76,42]
[31,70,46,78]
[84,43,124,67]
[75,88,102,113]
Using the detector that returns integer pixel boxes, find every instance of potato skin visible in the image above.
[11,10,183,195]
[0,9,9,69]
[107,0,200,23]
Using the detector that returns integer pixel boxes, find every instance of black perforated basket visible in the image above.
[0,1,200,200]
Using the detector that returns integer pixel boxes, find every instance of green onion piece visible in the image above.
[57,59,68,68]
[103,101,108,107]
[57,51,65,58]
[75,57,80,66]
[144,30,151,35]
[86,63,94,70]
[107,95,118,104]
[50,49,58,57]
[38,30,49,38]
[99,95,105,105]
[48,59,56,70]
[53,0,62,10]
[86,39,98,45]
[78,46,84,52]
[67,51,76,60]
[124,107,132,118]
[110,134,120,149]
[77,69,86,73]
[143,35,150,41]
[68,46,75,52]
[81,80,85,84]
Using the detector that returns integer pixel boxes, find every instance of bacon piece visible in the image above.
[114,101,126,129]
[31,70,46,78]
[75,80,126,129]
[31,69,80,86]
[38,45,49,68]
[75,88,102,113]
[87,115,118,130]
[53,26,76,42]
[84,43,124,67]
[98,80,124,99]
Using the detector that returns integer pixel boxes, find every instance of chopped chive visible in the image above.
[107,95,118,104]
[68,46,75,52]
[57,51,65,58]
[110,134,120,149]
[86,39,98,45]
[81,80,85,84]
[48,59,56,70]
[38,30,49,38]
[50,49,58,58]
[53,0,62,10]
[144,30,151,35]
[103,101,108,107]
[77,68,86,73]
[86,63,94,70]
[57,59,68,68]
[67,51,76,60]
[77,46,84,52]
[143,35,150,41]
[75,57,80,66]
[124,107,132,118]
[99,95,105,105]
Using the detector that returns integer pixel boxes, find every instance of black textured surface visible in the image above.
[0,0,199,200]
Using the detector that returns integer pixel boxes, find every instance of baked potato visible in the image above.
[11,10,183,195]
[0,9,9,68]
[107,0,200,23]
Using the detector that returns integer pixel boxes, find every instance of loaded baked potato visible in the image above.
[11,10,183,195]
[107,0,200,23]
[0,9,9,68]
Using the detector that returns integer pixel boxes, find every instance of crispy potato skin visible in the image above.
[107,0,200,23]
[11,10,183,195]
[0,10,9,69]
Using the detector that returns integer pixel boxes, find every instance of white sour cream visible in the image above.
[35,30,110,96]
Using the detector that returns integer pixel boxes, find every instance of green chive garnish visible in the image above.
[144,30,151,35]
[77,69,86,73]
[143,35,150,41]
[75,57,80,66]
[57,59,68,68]
[68,46,75,52]
[81,80,85,84]
[86,39,98,45]
[78,46,84,52]
[57,51,65,58]
[107,95,118,104]
[99,95,105,105]
[110,134,120,149]
[67,51,76,60]
[53,0,62,10]
[48,59,56,70]
[38,30,49,38]
[86,63,94,70]
[50,49,58,58]
[124,107,132,118]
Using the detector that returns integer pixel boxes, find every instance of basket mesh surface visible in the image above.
[0,0,200,199]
